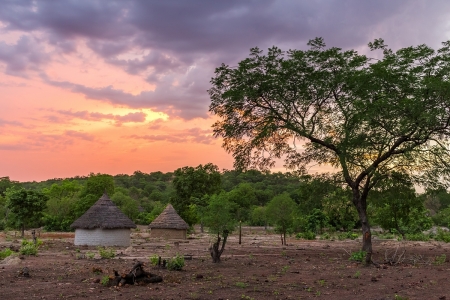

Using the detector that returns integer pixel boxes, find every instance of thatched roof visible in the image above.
[70,192,137,229]
[149,204,189,230]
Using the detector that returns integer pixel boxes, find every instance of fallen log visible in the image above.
[109,261,162,286]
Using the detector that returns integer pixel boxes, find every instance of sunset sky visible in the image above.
[1,1,450,182]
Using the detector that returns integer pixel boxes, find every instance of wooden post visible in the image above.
[239,221,242,245]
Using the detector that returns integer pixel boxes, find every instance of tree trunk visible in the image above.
[21,224,25,238]
[209,230,229,263]
[353,189,372,264]
[283,232,287,246]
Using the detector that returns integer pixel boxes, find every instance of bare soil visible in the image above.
[1,228,450,300]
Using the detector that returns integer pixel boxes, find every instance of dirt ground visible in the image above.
[1,227,450,300]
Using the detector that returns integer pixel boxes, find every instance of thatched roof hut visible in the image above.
[71,192,136,246]
[149,204,189,239]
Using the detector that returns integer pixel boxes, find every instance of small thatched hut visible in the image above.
[149,204,189,239]
[70,192,136,246]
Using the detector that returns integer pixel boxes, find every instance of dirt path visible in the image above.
[1,230,450,299]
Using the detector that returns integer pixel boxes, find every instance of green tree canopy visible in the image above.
[266,193,297,245]
[172,163,222,226]
[209,38,450,263]
[370,173,432,238]
[6,188,48,236]
[203,192,236,263]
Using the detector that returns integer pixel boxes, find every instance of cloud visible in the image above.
[1,0,450,119]
[45,70,210,119]
[55,109,147,125]
[0,130,97,152]
[0,118,25,127]
[0,35,50,76]
[64,130,95,141]
[126,127,216,144]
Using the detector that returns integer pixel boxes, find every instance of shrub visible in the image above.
[435,229,450,243]
[405,233,430,241]
[320,232,331,240]
[20,242,38,256]
[434,254,446,265]
[0,248,13,259]
[295,232,316,240]
[101,275,110,286]
[349,250,366,262]
[167,254,185,271]
[98,247,115,259]
[149,254,159,266]
[337,231,359,240]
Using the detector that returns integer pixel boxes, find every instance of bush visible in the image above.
[20,240,39,256]
[320,232,331,240]
[149,254,159,266]
[98,247,115,259]
[0,248,13,259]
[435,229,450,243]
[405,233,430,241]
[337,231,359,240]
[167,254,185,271]
[295,232,316,240]
[349,250,366,262]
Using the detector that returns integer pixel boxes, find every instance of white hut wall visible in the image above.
[74,228,131,246]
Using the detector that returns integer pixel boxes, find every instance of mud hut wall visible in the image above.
[150,228,186,239]
[74,228,131,246]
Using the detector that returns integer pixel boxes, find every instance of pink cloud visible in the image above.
[126,127,216,145]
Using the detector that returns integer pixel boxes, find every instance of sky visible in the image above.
[1,0,450,182]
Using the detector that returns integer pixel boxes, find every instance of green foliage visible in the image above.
[75,174,115,217]
[306,209,328,234]
[227,183,257,222]
[167,254,185,271]
[6,188,48,235]
[203,192,236,235]
[434,254,446,265]
[266,193,296,243]
[101,276,110,286]
[0,248,13,259]
[209,38,450,259]
[320,232,331,240]
[172,163,222,226]
[249,206,267,226]
[435,229,450,243]
[349,250,366,262]
[97,247,115,259]
[295,231,316,240]
[337,232,359,240]
[235,282,248,288]
[405,233,430,241]
[20,240,39,256]
[149,254,159,266]
[322,188,358,231]
[111,191,140,221]
[371,174,432,237]
[86,251,95,259]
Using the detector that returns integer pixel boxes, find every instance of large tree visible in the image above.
[6,188,48,237]
[209,38,450,263]
[172,163,222,226]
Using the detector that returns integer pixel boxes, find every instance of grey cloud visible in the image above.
[45,67,210,119]
[64,130,95,141]
[1,0,450,118]
[0,35,50,76]
[0,118,24,127]
[126,127,215,144]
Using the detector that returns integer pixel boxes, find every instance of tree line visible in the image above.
[1,165,449,241]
